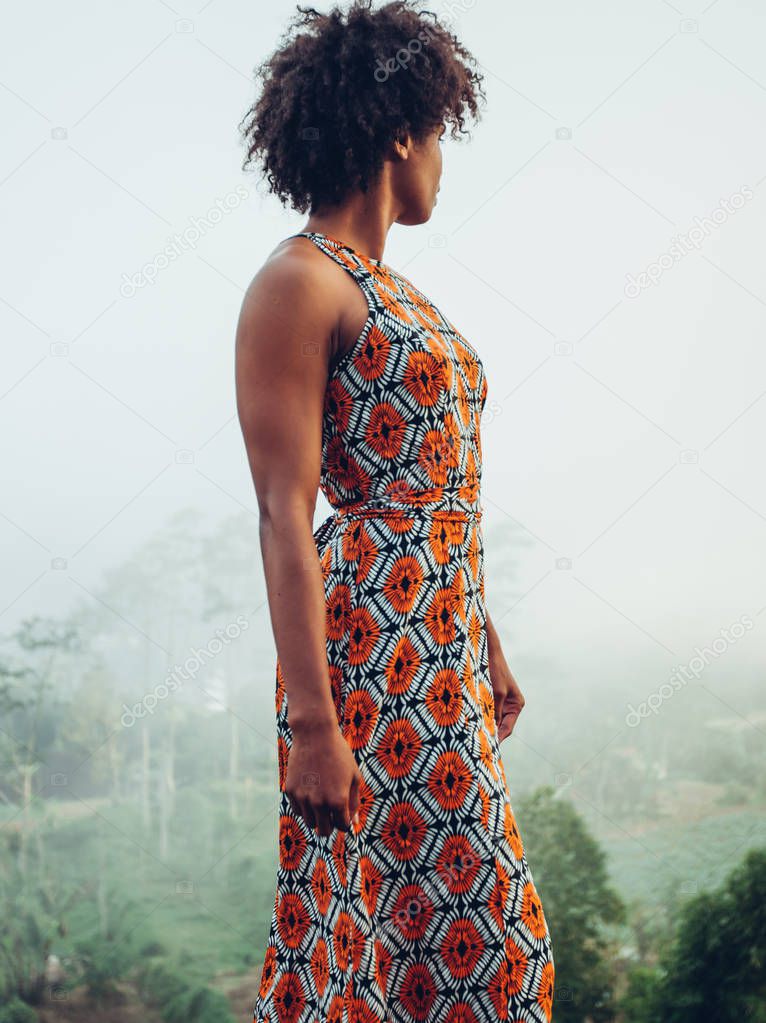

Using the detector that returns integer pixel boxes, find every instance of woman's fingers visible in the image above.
[498,704,520,741]
[349,771,361,827]
[287,792,302,818]
[299,797,317,831]
[313,803,334,837]
[288,773,363,835]
[494,691,505,730]
[330,803,351,832]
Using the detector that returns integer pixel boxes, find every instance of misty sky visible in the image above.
[2,0,765,708]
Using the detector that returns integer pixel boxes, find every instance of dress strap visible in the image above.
[284,231,381,277]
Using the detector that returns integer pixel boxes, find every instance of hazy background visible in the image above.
[1,1,765,1021]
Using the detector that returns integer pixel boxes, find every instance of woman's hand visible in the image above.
[486,612,525,742]
[285,719,363,837]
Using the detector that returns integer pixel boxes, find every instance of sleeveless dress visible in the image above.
[254,231,555,1023]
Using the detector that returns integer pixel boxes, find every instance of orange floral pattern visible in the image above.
[255,232,554,1023]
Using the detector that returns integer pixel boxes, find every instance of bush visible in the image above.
[71,888,145,1002]
[653,848,766,1022]
[165,985,235,1023]
[74,934,134,1002]
[0,999,38,1023]
[620,965,664,1023]
[136,958,236,1023]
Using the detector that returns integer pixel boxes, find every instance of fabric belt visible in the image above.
[312,501,483,550]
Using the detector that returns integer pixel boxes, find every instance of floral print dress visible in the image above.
[254,231,555,1023]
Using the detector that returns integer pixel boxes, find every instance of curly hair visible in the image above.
[238,0,485,213]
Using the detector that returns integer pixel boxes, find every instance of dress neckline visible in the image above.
[288,230,428,305]
[290,230,390,270]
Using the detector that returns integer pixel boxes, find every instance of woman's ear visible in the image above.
[391,131,411,160]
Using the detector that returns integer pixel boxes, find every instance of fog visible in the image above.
[1,1,765,1019]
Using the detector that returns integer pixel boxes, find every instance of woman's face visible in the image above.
[394,122,445,226]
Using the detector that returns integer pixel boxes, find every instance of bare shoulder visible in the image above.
[236,236,339,356]
[234,238,336,510]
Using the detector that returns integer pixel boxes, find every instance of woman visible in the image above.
[235,2,555,1021]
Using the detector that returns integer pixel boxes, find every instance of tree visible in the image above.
[0,838,82,1005]
[652,847,766,1022]
[516,785,627,1022]
[0,618,78,876]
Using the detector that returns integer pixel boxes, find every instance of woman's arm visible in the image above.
[486,610,526,741]
[235,245,362,837]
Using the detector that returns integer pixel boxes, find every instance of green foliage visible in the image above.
[0,999,38,1023]
[0,853,82,1005]
[70,883,150,1002]
[136,957,236,1023]
[139,940,168,957]
[136,957,188,1005]
[620,965,665,1023]
[0,508,763,1023]
[74,934,134,1002]
[165,984,236,1023]
[516,785,627,1023]
[650,847,766,1022]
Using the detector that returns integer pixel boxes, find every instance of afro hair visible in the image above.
[238,0,485,213]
